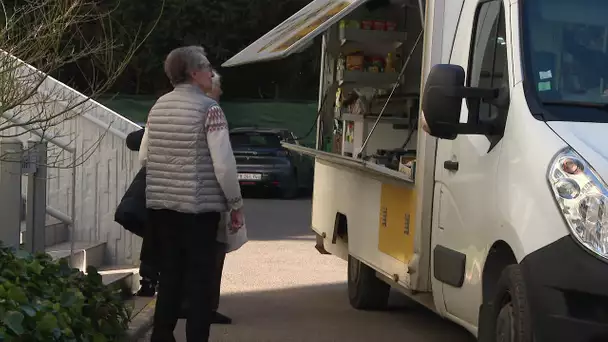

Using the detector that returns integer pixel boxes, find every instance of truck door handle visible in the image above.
[443,160,459,171]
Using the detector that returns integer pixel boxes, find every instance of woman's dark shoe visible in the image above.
[135,278,157,297]
[213,311,232,324]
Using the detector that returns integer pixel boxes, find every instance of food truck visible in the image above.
[223,0,608,340]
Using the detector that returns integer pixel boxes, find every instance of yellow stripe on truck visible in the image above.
[378,183,417,263]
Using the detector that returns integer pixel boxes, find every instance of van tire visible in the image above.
[487,265,533,342]
[347,255,390,310]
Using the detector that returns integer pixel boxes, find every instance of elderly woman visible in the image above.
[146,46,243,342]
[180,69,232,325]
[207,69,232,324]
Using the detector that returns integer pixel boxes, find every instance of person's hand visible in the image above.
[230,208,244,233]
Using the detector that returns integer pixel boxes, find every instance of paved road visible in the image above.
[168,197,475,342]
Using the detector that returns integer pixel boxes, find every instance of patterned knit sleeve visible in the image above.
[204,105,243,210]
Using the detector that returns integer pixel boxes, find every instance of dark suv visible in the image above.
[229,127,313,198]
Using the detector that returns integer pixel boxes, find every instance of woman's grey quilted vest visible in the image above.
[145,84,228,214]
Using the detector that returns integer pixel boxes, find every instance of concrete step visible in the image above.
[46,241,106,272]
[99,265,141,297]
[44,241,143,299]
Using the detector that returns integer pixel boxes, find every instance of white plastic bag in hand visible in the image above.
[217,212,248,253]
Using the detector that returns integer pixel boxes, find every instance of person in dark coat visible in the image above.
[116,127,160,296]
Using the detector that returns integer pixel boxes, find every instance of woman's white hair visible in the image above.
[211,69,221,90]
[164,45,210,86]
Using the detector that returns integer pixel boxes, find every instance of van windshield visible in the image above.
[522,0,608,121]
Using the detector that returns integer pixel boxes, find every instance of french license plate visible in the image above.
[238,173,262,181]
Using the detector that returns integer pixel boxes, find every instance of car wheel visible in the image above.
[484,265,533,342]
[281,173,299,199]
[347,255,390,310]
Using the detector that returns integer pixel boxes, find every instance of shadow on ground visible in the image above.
[142,197,475,342]
[190,283,475,342]
[241,197,315,242]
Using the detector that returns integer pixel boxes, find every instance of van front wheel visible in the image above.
[489,265,533,342]
[347,255,390,310]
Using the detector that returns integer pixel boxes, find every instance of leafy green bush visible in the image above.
[0,246,130,341]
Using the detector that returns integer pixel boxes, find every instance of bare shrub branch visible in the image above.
[0,0,163,167]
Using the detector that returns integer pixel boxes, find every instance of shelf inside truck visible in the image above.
[340,113,411,125]
[340,27,407,49]
[338,70,400,89]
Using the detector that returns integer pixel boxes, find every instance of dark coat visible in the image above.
[114,166,147,237]
[126,128,145,151]
[114,128,147,237]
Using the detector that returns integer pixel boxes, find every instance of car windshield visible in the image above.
[522,0,608,120]
[230,132,282,148]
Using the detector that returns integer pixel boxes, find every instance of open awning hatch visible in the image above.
[222,0,368,67]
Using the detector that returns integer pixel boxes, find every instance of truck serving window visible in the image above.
[230,132,282,148]
[522,0,608,122]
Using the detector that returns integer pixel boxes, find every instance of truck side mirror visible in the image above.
[422,64,499,140]
[422,64,465,139]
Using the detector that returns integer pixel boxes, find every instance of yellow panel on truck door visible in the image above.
[378,183,416,263]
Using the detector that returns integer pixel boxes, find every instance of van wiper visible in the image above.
[542,100,608,110]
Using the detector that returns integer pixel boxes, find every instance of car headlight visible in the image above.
[548,148,608,261]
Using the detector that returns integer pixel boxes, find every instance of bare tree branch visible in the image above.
[0,0,163,168]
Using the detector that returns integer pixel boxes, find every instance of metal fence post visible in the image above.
[25,139,47,253]
[0,138,23,249]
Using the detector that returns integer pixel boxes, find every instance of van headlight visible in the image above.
[548,148,608,261]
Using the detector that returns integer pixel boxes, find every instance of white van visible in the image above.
[223,0,608,340]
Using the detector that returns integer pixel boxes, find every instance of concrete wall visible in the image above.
[2,57,144,265]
